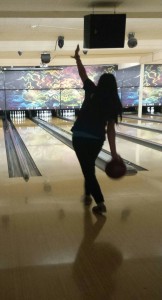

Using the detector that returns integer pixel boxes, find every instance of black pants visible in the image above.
[72,136,104,204]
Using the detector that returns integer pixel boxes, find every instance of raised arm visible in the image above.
[71,45,88,83]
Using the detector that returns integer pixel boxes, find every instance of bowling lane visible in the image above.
[56,113,162,144]
[122,115,162,130]
[124,113,162,121]
[0,119,9,178]
[50,117,162,172]
[1,116,162,300]
[12,118,79,180]
[116,124,162,144]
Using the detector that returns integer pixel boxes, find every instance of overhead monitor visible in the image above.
[84,14,126,49]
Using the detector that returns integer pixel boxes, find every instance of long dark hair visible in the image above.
[94,73,122,123]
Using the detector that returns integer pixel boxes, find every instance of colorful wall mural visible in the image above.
[0,64,162,110]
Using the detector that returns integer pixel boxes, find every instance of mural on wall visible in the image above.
[116,65,140,107]
[142,65,162,106]
[142,87,162,106]
[1,64,162,109]
[5,70,60,89]
[60,89,84,108]
[86,65,118,84]
[121,87,139,107]
[60,66,81,89]
[116,65,140,88]
[144,65,162,86]
[1,65,117,110]
[6,89,60,110]
[60,65,117,88]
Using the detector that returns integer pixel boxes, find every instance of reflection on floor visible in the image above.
[0,117,162,300]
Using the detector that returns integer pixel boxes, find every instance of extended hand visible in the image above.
[112,153,122,161]
[71,44,80,59]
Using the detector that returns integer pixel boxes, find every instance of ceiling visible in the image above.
[1,0,162,67]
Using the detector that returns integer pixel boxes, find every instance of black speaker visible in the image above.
[41,53,51,64]
[84,14,126,49]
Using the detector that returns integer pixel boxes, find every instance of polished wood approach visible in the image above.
[0,117,162,300]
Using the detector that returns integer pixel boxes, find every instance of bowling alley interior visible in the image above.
[0,1,162,299]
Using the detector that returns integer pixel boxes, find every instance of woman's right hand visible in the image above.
[111,153,122,161]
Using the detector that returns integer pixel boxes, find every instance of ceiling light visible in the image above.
[58,36,64,48]
[41,53,51,64]
[127,32,138,48]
